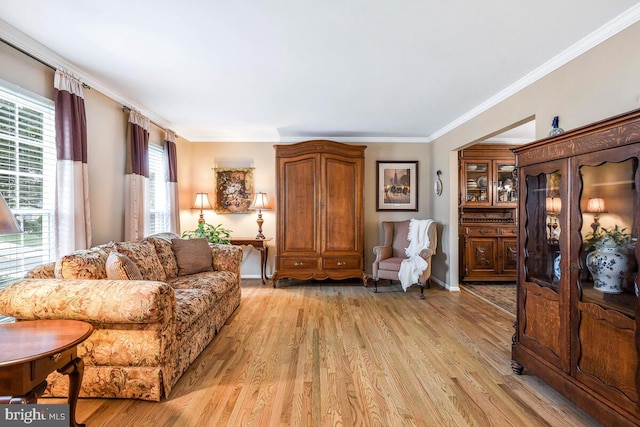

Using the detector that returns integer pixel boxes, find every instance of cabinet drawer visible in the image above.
[279,258,318,269]
[464,226,516,237]
[323,257,361,270]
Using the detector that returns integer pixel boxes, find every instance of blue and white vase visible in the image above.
[586,240,635,294]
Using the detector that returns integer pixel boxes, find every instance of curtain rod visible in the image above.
[0,36,90,89]
[122,106,176,137]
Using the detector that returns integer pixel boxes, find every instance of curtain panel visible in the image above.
[125,110,150,241]
[165,129,179,234]
[54,70,91,255]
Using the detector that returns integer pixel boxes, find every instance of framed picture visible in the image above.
[214,167,255,213]
[376,161,418,211]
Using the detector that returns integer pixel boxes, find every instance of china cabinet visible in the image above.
[512,109,640,426]
[459,144,518,282]
[272,140,367,286]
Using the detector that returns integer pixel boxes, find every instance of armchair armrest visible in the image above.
[0,279,175,324]
[372,245,392,263]
[419,248,435,260]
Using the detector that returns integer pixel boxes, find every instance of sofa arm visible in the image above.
[210,243,243,273]
[0,279,175,324]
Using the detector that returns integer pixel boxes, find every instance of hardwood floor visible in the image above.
[42,279,599,426]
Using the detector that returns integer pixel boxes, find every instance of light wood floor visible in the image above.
[43,279,600,427]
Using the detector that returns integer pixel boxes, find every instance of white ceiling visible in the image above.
[1,1,639,142]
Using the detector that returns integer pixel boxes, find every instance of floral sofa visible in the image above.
[0,232,242,401]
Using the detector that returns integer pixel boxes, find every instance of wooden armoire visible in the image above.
[272,140,367,286]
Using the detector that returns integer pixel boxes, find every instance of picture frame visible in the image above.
[376,161,418,211]
[214,167,255,213]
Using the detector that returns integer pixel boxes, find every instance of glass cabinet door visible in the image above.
[495,162,517,206]
[524,169,562,289]
[578,153,638,318]
[520,160,569,370]
[462,160,491,205]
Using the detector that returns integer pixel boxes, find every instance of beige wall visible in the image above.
[429,20,640,290]
[2,20,640,283]
[182,141,432,279]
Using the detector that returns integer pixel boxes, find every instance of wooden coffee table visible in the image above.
[0,319,93,427]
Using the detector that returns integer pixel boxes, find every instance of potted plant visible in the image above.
[181,222,232,244]
[584,225,635,294]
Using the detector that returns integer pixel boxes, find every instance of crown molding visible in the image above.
[428,4,640,142]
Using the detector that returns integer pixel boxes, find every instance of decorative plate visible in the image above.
[476,175,488,188]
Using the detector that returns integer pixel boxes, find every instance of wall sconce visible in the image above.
[192,192,213,224]
[585,197,607,233]
[249,192,272,239]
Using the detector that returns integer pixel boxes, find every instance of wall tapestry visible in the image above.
[214,167,255,213]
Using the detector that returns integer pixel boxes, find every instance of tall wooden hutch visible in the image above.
[512,109,640,426]
[272,140,366,286]
[459,144,518,282]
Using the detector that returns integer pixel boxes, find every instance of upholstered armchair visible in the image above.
[371,219,437,299]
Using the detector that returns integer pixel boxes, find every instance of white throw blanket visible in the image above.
[398,219,433,291]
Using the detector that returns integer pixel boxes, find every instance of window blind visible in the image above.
[0,80,56,290]
[148,143,168,236]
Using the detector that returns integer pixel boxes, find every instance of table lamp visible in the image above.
[192,192,213,224]
[249,192,272,239]
[585,197,606,233]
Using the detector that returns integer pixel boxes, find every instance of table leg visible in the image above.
[263,246,269,284]
[58,357,85,427]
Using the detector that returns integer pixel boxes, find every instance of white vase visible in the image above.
[586,242,634,294]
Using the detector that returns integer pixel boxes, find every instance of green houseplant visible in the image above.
[584,225,631,249]
[181,222,232,244]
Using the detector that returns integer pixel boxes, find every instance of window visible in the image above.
[148,143,169,235]
[0,81,56,287]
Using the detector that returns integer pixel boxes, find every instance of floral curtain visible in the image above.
[54,70,91,255]
[125,110,150,240]
[165,129,179,234]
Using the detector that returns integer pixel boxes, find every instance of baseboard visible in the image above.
[432,276,459,292]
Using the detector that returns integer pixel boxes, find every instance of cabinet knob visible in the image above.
[337,261,346,266]
[294,262,303,267]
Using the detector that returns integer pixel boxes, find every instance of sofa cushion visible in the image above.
[143,233,180,280]
[55,247,111,279]
[173,288,217,335]
[113,241,166,282]
[105,251,143,280]
[171,238,213,276]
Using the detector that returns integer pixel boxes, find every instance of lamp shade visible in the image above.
[586,197,606,213]
[545,197,562,213]
[249,192,272,211]
[192,193,213,210]
[0,192,21,234]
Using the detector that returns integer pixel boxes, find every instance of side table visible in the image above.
[230,237,272,284]
[0,319,93,427]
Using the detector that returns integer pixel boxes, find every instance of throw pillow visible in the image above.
[113,240,166,282]
[105,251,143,280]
[171,238,214,276]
